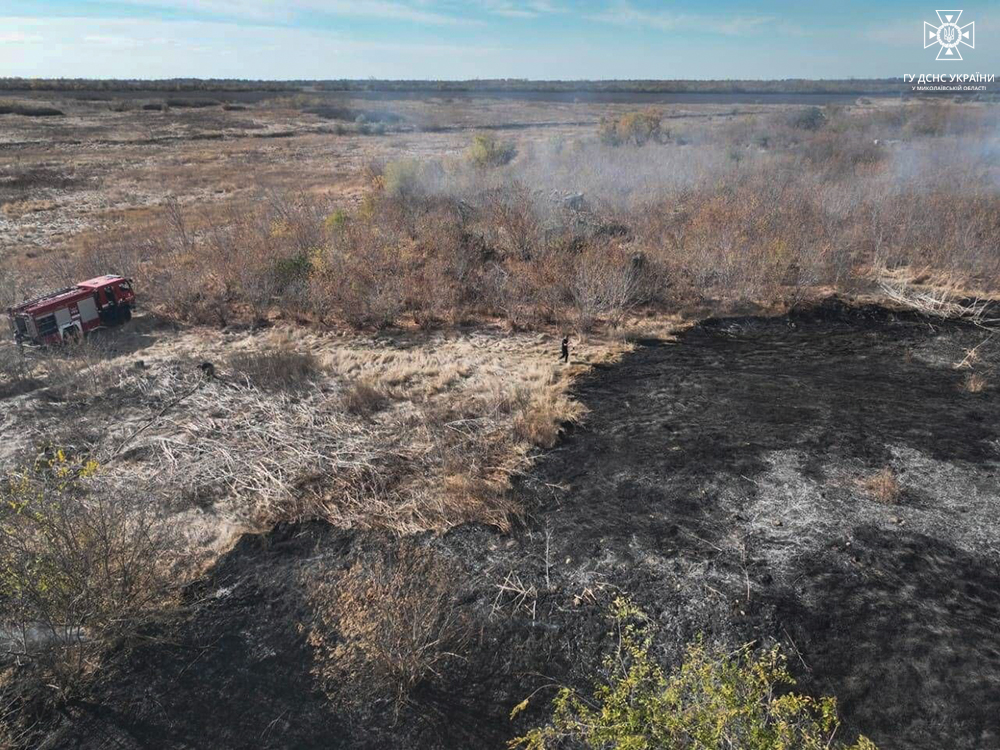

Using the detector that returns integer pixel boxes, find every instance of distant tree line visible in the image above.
[0,77,914,95]
[0,78,299,92]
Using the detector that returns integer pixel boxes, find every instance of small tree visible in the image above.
[598,110,663,147]
[512,598,877,750]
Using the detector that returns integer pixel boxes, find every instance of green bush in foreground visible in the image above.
[511,598,877,750]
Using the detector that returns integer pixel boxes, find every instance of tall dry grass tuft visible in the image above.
[859,467,902,505]
[307,545,471,710]
[963,372,988,394]
[227,345,324,390]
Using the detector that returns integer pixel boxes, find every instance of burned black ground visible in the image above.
[52,299,1000,749]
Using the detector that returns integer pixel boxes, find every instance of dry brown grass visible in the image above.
[226,345,324,390]
[2,323,633,544]
[859,467,902,505]
[2,199,57,217]
[341,378,390,416]
[963,373,988,394]
[306,545,470,710]
[512,388,587,449]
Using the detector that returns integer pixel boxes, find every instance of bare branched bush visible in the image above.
[573,245,655,329]
[0,266,20,309]
[311,224,408,328]
[307,545,470,710]
[0,344,36,400]
[479,182,542,261]
[0,451,176,687]
[787,105,825,131]
[0,683,37,750]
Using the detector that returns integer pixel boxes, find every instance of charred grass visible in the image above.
[5,97,1000,748]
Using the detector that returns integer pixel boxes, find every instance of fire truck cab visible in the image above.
[7,275,136,346]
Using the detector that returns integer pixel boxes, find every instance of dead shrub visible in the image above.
[859,467,902,505]
[478,182,542,261]
[0,345,37,400]
[0,266,19,309]
[0,101,63,117]
[802,132,885,176]
[0,687,29,748]
[307,545,470,710]
[573,244,655,329]
[310,219,409,328]
[787,106,825,131]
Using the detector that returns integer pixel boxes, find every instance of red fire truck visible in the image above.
[7,275,136,345]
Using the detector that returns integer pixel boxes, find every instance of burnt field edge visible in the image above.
[43,294,1000,749]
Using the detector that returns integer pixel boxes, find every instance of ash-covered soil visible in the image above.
[53,299,1000,750]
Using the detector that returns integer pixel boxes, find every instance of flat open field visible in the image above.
[2,89,1000,750]
[0,90,833,273]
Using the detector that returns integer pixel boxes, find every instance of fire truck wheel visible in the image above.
[122,305,133,322]
[63,327,82,345]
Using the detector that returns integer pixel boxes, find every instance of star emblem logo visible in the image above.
[925,9,974,60]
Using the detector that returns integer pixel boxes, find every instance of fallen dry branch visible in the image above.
[877,278,993,324]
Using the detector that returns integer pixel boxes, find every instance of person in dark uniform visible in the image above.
[102,286,119,324]
[560,335,570,364]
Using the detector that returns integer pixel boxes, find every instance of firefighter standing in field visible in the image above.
[560,335,570,364]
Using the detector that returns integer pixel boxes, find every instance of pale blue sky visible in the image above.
[3,1,999,79]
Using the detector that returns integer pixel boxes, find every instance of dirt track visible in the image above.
[57,299,1000,749]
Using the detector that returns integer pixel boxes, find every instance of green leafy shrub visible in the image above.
[382,159,424,198]
[512,598,877,750]
[272,252,314,286]
[467,133,517,168]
